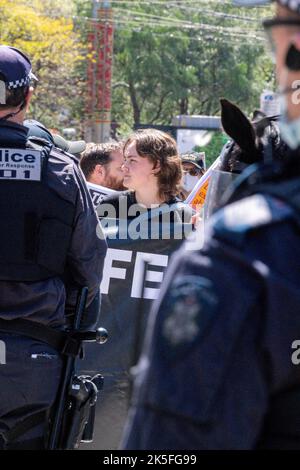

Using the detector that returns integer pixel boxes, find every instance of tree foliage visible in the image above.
[0,0,83,129]
[111,0,275,140]
[0,0,276,151]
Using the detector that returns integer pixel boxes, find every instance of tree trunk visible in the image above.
[129,79,140,125]
[179,97,188,115]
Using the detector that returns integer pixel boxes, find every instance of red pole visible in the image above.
[85,1,113,143]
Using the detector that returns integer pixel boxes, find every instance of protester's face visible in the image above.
[104,149,126,191]
[269,5,300,119]
[181,163,202,194]
[182,162,203,177]
[122,141,158,192]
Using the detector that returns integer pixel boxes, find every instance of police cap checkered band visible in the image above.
[0,45,38,90]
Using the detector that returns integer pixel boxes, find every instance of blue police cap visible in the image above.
[0,45,38,90]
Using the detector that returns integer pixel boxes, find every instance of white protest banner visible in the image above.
[185,156,221,211]
[87,182,121,208]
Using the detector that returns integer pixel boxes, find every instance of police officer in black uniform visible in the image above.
[122,0,300,449]
[0,45,107,449]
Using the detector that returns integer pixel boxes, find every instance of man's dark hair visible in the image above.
[80,141,123,179]
[0,72,29,110]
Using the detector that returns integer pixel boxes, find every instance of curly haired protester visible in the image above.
[98,128,193,228]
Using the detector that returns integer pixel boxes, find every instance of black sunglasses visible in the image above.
[263,17,300,71]
[183,167,203,177]
[263,18,300,30]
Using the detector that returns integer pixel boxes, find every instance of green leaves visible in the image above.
[111,0,275,147]
[0,0,84,131]
[0,0,275,148]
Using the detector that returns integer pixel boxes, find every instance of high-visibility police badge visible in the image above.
[160,275,218,357]
[0,148,42,181]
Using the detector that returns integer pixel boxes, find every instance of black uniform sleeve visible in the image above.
[122,239,269,450]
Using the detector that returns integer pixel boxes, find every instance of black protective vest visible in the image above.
[0,142,76,282]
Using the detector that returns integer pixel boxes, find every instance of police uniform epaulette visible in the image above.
[27,135,52,150]
[27,137,69,164]
[211,193,293,246]
[27,137,79,165]
[52,146,79,165]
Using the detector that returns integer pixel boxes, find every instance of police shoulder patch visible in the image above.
[211,194,293,246]
[159,275,218,358]
[0,148,42,181]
